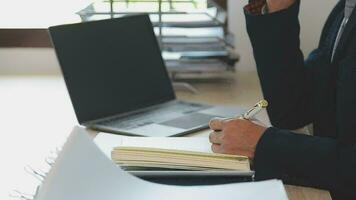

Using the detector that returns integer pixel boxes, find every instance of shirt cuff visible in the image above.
[244,0,267,16]
[261,4,269,15]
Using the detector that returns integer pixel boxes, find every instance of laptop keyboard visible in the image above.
[98,102,209,130]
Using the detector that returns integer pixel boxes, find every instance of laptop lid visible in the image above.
[49,15,176,124]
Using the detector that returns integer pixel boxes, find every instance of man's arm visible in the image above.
[254,128,356,198]
[245,0,316,129]
[242,0,356,197]
[209,118,356,198]
[209,1,356,197]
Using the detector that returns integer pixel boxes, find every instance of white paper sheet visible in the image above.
[94,133,212,158]
[35,127,288,200]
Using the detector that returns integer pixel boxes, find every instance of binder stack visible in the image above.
[77,0,239,79]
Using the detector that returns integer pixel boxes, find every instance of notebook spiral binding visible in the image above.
[9,148,61,200]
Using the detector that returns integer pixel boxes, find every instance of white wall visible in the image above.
[0,0,338,74]
[0,48,60,75]
[229,0,338,71]
[0,0,88,75]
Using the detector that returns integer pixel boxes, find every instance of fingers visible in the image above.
[209,131,222,144]
[209,117,226,131]
[211,144,223,154]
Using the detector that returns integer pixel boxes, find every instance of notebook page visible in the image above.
[94,133,212,158]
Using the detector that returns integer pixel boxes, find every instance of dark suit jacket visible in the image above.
[245,0,356,199]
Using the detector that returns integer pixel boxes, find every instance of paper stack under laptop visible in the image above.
[112,147,250,171]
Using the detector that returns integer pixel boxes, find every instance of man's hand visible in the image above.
[267,0,296,13]
[209,118,267,159]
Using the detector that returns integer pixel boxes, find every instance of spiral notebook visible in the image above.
[12,126,288,200]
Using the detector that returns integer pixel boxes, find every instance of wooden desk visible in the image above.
[0,73,331,200]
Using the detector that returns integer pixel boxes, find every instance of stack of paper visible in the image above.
[35,127,288,200]
[112,147,250,171]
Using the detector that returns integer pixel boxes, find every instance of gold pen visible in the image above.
[241,100,268,120]
[211,100,268,122]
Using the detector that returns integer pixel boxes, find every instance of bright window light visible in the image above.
[0,0,208,28]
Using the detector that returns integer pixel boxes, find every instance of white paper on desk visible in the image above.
[94,133,212,158]
[35,127,288,200]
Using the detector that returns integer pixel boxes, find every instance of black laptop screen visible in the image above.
[49,15,175,124]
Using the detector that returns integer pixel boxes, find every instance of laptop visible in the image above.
[49,15,245,137]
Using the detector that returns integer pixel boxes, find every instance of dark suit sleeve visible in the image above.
[254,128,356,197]
[245,1,356,197]
[245,0,316,129]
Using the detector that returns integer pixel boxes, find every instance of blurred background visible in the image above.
[0,0,337,199]
[0,0,336,74]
